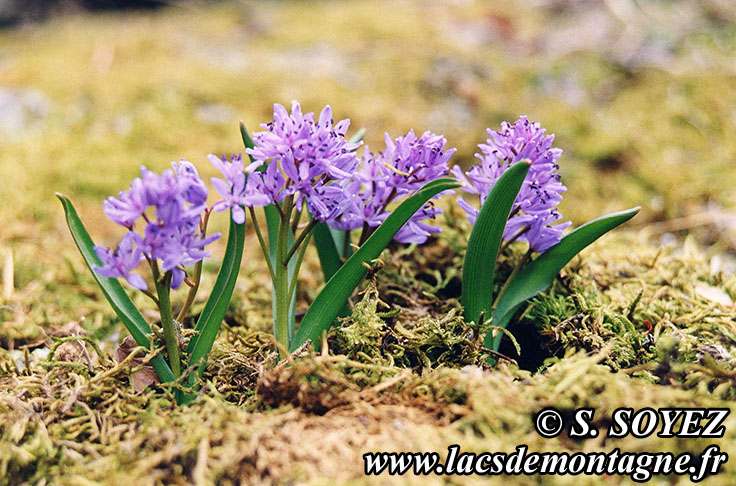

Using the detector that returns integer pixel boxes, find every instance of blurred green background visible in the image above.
[1,0,736,290]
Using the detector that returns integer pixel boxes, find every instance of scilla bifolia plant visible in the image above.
[58,159,262,403]
[452,117,639,355]
[59,100,457,406]
[236,103,459,355]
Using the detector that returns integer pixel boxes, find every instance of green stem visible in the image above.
[342,230,351,260]
[495,226,530,274]
[284,218,318,265]
[291,201,303,235]
[499,224,529,255]
[491,248,533,317]
[358,222,372,246]
[274,196,294,357]
[153,267,181,377]
[175,209,211,322]
[249,206,277,282]
[176,261,200,322]
[287,230,312,305]
[140,288,160,306]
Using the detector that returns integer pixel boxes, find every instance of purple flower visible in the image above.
[103,177,148,228]
[139,215,220,288]
[330,130,455,244]
[452,116,571,253]
[244,101,361,222]
[209,154,271,224]
[173,159,209,206]
[94,232,147,291]
[95,162,220,289]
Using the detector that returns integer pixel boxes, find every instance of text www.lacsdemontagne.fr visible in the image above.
[363,445,727,482]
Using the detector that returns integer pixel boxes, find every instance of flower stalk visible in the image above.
[274,196,294,355]
[152,267,180,378]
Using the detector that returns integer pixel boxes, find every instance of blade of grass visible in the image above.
[291,178,460,351]
[461,161,531,327]
[487,207,640,351]
[56,193,176,383]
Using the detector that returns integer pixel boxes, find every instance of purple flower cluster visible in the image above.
[241,102,361,222]
[95,161,220,290]
[331,130,456,244]
[209,153,270,224]
[452,116,570,253]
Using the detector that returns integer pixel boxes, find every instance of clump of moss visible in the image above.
[520,288,655,371]
[504,234,736,398]
[329,279,485,370]
[202,327,273,406]
[256,350,403,414]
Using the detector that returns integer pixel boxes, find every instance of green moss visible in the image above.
[330,280,483,369]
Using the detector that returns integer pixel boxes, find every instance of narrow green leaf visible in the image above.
[239,120,256,152]
[186,215,245,361]
[487,207,640,351]
[291,178,460,351]
[56,193,176,383]
[313,222,343,282]
[461,161,531,327]
[312,222,351,319]
[333,227,353,259]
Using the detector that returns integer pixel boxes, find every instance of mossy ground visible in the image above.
[1,1,736,484]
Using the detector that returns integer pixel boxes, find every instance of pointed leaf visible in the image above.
[488,207,640,350]
[461,161,530,327]
[186,213,245,367]
[56,193,176,383]
[291,178,460,351]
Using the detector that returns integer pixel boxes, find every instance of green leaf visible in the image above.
[487,207,640,351]
[312,222,351,319]
[239,120,256,152]
[333,227,353,259]
[56,193,176,383]
[291,178,460,351]
[461,161,531,327]
[313,222,344,282]
[185,213,245,375]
